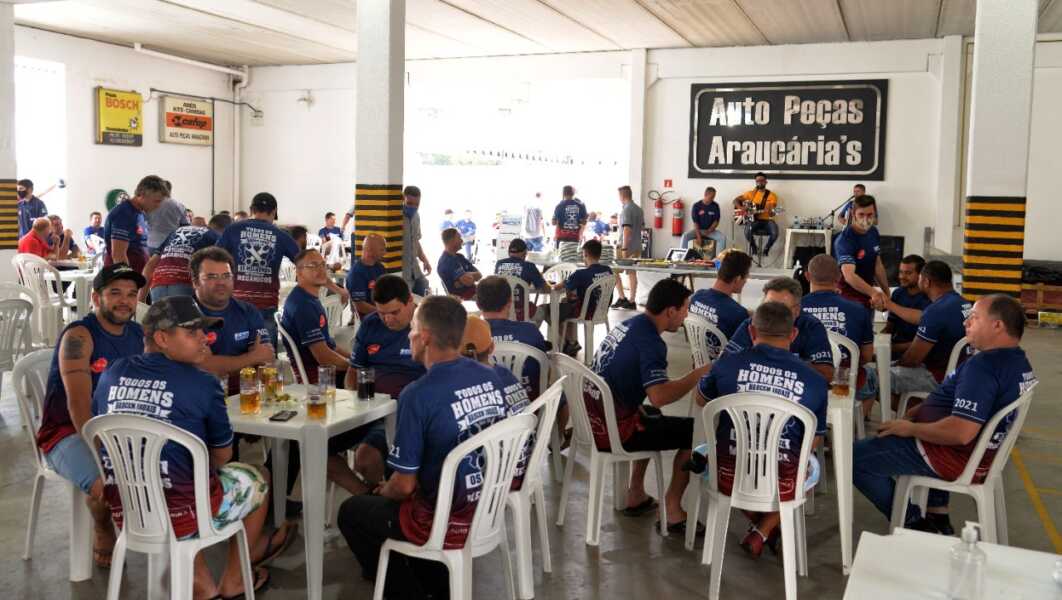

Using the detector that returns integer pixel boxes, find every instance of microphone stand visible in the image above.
[825,195,855,230]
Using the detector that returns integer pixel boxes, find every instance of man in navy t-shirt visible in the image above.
[589,279,711,533]
[346,233,388,319]
[696,301,828,557]
[552,185,588,246]
[476,275,550,398]
[689,250,752,358]
[142,214,229,302]
[345,274,426,396]
[280,249,350,385]
[833,195,890,310]
[494,238,548,322]
[318,211,342,242]
[83,210,104,252]
[104,175,165,274]
[726,276,835,383]
[545,239,614,357]
[93,296,285,598]
[191,247,275,395]
[338,296,509,599]
[883,254,932,355]
[681,186,726,253]
[855,295,1036,535]
[437,227,481,300]
[891,260,973,399]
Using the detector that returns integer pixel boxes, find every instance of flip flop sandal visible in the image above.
[621,497,659,517]
[665,520,706,537]
[93,546,114,569]
[221,567,271,600]
[254,522,298,569]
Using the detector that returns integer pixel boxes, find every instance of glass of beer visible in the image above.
[357,367,375,401]
[239,367,261,415]
[832,366,851,398]
[319,365,336,405]
[306,383,327,420]
[258,364,280,404]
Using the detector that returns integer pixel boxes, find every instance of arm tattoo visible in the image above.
[62,334,86,361]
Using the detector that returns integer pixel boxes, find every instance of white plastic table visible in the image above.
[844,529,1062,599]
[45,268,94,319]
[826,390,855,574]
[545,288,565,349]
[783,228,832,268]
[873,333,894,421]
[225,386,397,600]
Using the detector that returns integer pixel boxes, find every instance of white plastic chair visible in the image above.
[306,233,323,250]
[320,293,345,337]
[373,413,537,600]
[697,392,819,600]
[493,341,564,483]
[890,382,1037,545]
[279,258,296,283]
[82,414,257,600]
[12,253,75,346]
[827,331,862,439]
[550,352,669,545]
[0,299,34,389]
[684,313,728,369]
[13,349,94,581]
[134,301,150,323]
[502,276,533,322]
[570,275,617,366]
[0,282,44,352]
[275,312,310,385]
[506,379,564,600]
[85,233,105,257]
[897,337,971,418]
[541,262,578,286]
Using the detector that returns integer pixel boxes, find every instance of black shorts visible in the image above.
[622,405,694,452]
[329,419,388,458]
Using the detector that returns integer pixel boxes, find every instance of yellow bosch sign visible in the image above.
[95,87,143,146]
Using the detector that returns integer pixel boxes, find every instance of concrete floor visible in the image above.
[2,308,1061,600]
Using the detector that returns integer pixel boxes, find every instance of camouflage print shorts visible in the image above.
[179,462,268,540]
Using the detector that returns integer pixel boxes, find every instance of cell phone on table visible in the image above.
[269,410,298,422]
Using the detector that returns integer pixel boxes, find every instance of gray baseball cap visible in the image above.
[142,296,223,334]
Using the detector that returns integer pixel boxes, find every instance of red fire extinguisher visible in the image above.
[653,195,664,229]
[671,198,684,236]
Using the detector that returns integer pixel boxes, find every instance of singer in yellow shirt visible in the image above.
[732,172,780,256]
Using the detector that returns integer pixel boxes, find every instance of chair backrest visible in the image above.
[956,382,1038,486]
[492,341,549,400]
[550,351,631,456]
[85,233,105,255]
[701,392,818,509]
[274,311,309,384]
[502,276,532,321]
[947,336,972,375]
[133,302,151,324]
[82,414,218,547]
[306,233,322,250]
[542,262,578,285]
[279,258,296,282]
[0,283,39,352]
[827,330,859,400]
[320,293,345,336]
[0,299,34,369]
[684,313,728,368]
[576,275,617,324]
[12,349,54,473]
[12,253,67,344]
[423,413,536,552]
[519,378,565,492]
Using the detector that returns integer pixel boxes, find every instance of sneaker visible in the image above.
[906,517,939,534]
[611,298,630,309]
[927,513,955,536]
[562,341,581,357]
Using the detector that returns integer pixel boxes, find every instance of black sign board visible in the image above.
[688,79,888,180]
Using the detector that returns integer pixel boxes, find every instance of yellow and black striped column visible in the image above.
[353,184,404,272]
[961,196,1025,300]
[0,179,17,250]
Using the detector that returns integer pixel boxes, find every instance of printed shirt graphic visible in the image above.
[486,318,549,398]
[914,348,1036,481]
[689,289,749,359]
[280,286,336,384]
[916,290,974,380]
[349,312,425,395]
[437,252,478,299]
[699,344,828,479]
[37,314,145,453]
[388,358,509,548]
[564,263,614,315]
[103,200,149,258]
[495,257,546,316]
[494,364,533,488]
[888,287,931,344]
[198,297,270,394]
[345,260,387,306]
[833,226,881,298]
[553,198,587,241]
[725,313,834,367]
[692,200,721,231]
[216,219,300,309]
[800,290,873,366]
[151,226,220,288]
[588,314,669,449]
[93,353,232,539]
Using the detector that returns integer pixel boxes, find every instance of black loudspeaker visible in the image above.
[792,245,826,296]
[879,235,904,287]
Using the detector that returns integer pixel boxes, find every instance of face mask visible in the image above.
[17,189,28,199]
[854,216,875,229]
[403,205,417,218]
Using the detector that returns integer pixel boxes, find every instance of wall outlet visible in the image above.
[250,110,264,127]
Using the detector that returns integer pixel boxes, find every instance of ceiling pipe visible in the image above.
[132,42,245,77]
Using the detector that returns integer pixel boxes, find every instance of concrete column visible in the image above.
[933,35,964,255]
[627,48,647,205]
[1,5,18,252]
[353,0,404,271]
[961,0,1037,300]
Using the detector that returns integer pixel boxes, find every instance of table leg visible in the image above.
[301,426,329,600]
[831,404,855,574]
[874,336,893,422]
[549,292,560,349]
[784,230,794,268]
[271,438,289,529]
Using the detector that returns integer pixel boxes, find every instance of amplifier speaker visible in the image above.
[879,235,905,287]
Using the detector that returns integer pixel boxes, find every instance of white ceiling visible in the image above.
[10,0,1062,66]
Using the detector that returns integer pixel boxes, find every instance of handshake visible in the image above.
[869,288,888,312]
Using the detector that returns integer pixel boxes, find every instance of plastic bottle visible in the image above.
[947,522,986,600]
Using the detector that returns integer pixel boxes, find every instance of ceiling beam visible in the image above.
[934,0,945,37]
[436,0,546,49]
[158,0,357,52]
[834,0,851,41]
[631,0,695,47]
[533,0,623,49]
[730,0,772,45]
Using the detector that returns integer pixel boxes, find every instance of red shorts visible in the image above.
[716,456,800,502]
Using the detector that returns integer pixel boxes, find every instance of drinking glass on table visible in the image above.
[357,367,375,401]
[831,365,851,398]
[306,383,327,421]
[319,365,336,406]
[239,367,261,415]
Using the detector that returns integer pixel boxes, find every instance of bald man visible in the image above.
[346,234,388,318]
[18,217,55,259]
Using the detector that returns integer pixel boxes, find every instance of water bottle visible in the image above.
[947,522,986,600]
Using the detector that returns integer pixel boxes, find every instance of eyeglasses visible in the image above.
[297,262,327,270]
[200,273,233,282]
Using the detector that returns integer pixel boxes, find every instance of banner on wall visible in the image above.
[95,87,143,146]
[159,95,214,146]
[688,79,888,180]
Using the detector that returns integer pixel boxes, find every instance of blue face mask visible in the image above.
[403,205,417,218]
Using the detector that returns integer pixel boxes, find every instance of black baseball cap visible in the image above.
[142,296,223,334]
[508,238,528,253]
[93,263,147,291]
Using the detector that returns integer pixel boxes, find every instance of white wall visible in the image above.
[1025,40,1062,262]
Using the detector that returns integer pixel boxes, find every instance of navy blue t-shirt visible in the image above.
[93,352,231,539]
[318,226,342,241]
[726,313,834,367]
[456,219,477,239]
[915,348,1036,480]
[437,251,478,298]
[487,318,548,397]
[345,260,387,308]
[198,297,269,393]
[800,290,873,365]
[691,200,721,231]
[916,290,973,380]
[689,288,749,358]
[589,314,669,448]
[103,200,149,260]
[564,263,613,314]
[216,218,300,310]
[280,286,336,384]
[888,286,931,344]
[83,225,104,239]
[495,257,546,289]
[553,199,587,241]
[834,226,881,300]
[151,226,220,288]
[350,312,425,395]
[388,357,509,547]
